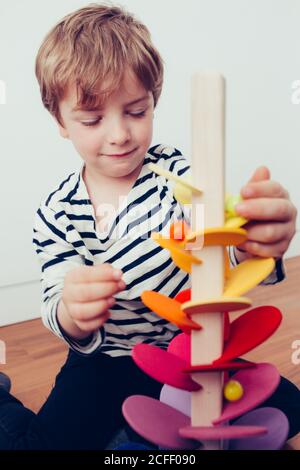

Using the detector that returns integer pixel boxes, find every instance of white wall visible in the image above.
[0,0,299,325]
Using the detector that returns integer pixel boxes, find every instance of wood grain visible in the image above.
[190,73,225,449]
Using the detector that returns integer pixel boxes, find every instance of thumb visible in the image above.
[247,166,271,183]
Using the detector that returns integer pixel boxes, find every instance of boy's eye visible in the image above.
[81,117,102,127]
[127,110,146,117]
[80,109,147,127]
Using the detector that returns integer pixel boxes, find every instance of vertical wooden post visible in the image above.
[190,72,225,449]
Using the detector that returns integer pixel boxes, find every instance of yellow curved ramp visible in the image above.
[224,257,275,298]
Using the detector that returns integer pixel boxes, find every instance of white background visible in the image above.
[0,0,299,324]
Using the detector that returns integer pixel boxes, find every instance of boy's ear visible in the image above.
[54,116,69,139]
[58,123,69,139]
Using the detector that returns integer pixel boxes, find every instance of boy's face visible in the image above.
[57,69,154,180]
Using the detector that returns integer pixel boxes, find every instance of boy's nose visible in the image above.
[106,119,131,146]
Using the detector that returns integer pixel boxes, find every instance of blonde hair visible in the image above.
[35,3,164,125]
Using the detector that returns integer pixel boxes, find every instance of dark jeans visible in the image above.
[0,350,162,449]
[0,349,299,449]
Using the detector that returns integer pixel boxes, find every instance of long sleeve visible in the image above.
[33,203,105,355]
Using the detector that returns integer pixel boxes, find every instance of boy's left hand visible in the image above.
[234,166,297,261]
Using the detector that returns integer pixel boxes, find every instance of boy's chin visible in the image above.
[112,159,144,177]
[99,164,142,179]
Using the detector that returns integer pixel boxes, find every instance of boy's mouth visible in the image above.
[106,148,137,158]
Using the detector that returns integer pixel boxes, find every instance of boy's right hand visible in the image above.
[61,263,125,334]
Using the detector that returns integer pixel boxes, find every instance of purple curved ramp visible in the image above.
[160,384,191,417]
[229,407,289,450]
[122,395,198,450]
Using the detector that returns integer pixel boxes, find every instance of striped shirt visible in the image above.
[33,144,284,357]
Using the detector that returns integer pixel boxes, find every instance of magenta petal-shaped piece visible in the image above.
[132,343,201,391]
[179,425,267,440]
[183,360,255,373]
[214,363,280,424]
[168,332,191,362]
[122,395,198,449]
[229,407,289,450]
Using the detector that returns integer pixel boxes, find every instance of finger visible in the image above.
[235,198,295,222]
[67,279,126,303]
[241,221,293,245]
[67,263,123,284]
[68,297,115,321]
[237,239,290,259]
[75,310,111,332]
[247,166,271,184]
[241,180,289,200]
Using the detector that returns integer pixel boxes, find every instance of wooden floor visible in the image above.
[1,256,300,449]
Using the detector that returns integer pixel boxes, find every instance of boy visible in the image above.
[0,3,298,449]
